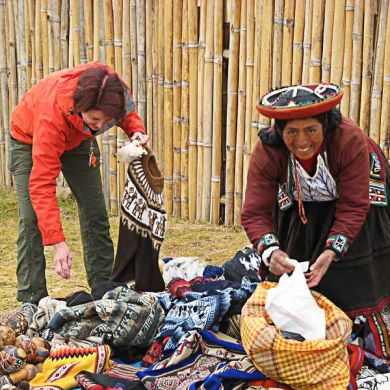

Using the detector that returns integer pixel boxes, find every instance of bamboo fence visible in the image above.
[0,0,389,226]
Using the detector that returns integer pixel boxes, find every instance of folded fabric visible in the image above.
[30,297,67,332]
[30,344,111,390]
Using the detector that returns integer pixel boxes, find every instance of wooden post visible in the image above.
[60,0,69,69]
[369,0,388,143]
[309,0,324,83]
[41,0,49,76]
[28,0,36,84]
[145,0,153,137]
[281,0,295,86]
[130,0,138,103]
[188,0,198,222]
[292,0,305,84]
[225,0,241,225]
[164,0,173,215]
[302,0,313,84]
[272,0,284,89]
[349,0,363,123]
[330,0,346,84]
[17,0,27,100]
[201,0,214,221]
[84,0,94,62]
[233,0,247,226]
[210,0,223,224]
[359,0,375,134]
[321,0,335,83]
[172,0,182,217]
[180,0,189,218]
[380,1,390,157]
[24,0,32,89]
[71,0,81,65]
[340,0,355,116]
[137,0,146,121]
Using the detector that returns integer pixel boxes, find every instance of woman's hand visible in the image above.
[130,132,150,146]
[269,249,295,275]
[305,249,336,288]
[53,241,72,279]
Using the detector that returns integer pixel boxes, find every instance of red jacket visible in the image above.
[10,62,146,246]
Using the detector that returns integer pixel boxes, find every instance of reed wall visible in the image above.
[0,0,389,225]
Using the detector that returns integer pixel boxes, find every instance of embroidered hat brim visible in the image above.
[256,83,343,120]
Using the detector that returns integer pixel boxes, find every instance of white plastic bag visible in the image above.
[265,259,326,341]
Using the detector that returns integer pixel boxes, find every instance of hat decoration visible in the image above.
[256,83,343,120]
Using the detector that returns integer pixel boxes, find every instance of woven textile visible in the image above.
[30,344,111,390]
[241,281,352,390]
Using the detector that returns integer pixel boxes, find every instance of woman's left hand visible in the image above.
[305,249,336,288]
[131,132,150,146]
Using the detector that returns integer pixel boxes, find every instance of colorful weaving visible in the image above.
[241,281,352,389]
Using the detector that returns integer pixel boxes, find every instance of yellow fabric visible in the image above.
[30,344,111,389]
[241,282,352,390]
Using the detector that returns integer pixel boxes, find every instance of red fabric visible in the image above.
[347,344,365,390]
[241,117,384,249]
[10,62,146,245]
[296,152,319,176]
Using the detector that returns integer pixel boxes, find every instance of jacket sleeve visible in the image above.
[29,116,67,246]
[325,132,370,256]
[241,140,280,248]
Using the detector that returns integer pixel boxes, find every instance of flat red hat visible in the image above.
[256,83,343,120]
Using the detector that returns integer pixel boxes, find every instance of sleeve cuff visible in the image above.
[324,234,349,256]
[257,233,279,255]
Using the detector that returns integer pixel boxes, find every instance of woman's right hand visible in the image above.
[53,241,72,279]
[269,249,295,275]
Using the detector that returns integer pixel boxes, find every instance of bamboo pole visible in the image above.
[151,0,158,151]
[340,0,354,116]
[0,0,11,186]
[330,0,346,84]
[28,0,36,84]
[309,0,324,83]
[257,0,272,143]
[188,0,198,222]
[7,1,18,111]
[130,0,138,103]
[225,0,241,225]
[369,0,388,143]
[145,0,153,137]
[321,0,335,83]
[48,3,54,78]
[41,0,49,76]
[172,0,182,217]
[380,2,390,157]
[292,0,304,84]
[137,0,146,121]
[113,0,125,203]
[93,0,99,60]
[201,0,214,221]
[103,0,117,213]
[24,0,32,89]
[157,0,164,169]
[302,0,313,84]
[281,0,295,86]
[0,90,4,187]
[17,0,27,100]
[196,0,206,220]
[233,0,246,226]
[349,0,364,123]
[52,0,61,71]
[210,0,223,224]
[272,0,284,89]
[164,0,173,215]
[180,0,189,218]
[60,0,69,69]
[84,0,93,62]
[78,0,87,63]
[243,0,254,195]
[68,0,74,67]
[359,0,375,134]
[71,0,81,65]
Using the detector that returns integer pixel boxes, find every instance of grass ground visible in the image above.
[0,189,249,316]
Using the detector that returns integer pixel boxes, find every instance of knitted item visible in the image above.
[111,148,166,292]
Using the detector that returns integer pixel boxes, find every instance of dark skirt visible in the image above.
[271,181,390,317]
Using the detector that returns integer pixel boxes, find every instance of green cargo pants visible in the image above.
[8,137,114,303]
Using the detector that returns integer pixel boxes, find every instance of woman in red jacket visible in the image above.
[9,62,148,304]
[241,83,390,318]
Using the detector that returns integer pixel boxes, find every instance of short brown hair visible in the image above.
[73,65,126,121]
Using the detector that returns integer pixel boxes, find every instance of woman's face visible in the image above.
[282,117,324,160]
[81,109,112,131]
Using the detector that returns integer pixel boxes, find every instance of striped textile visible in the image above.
[241,282,352,389]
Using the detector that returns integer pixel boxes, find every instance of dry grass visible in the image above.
[0,189,249,316]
